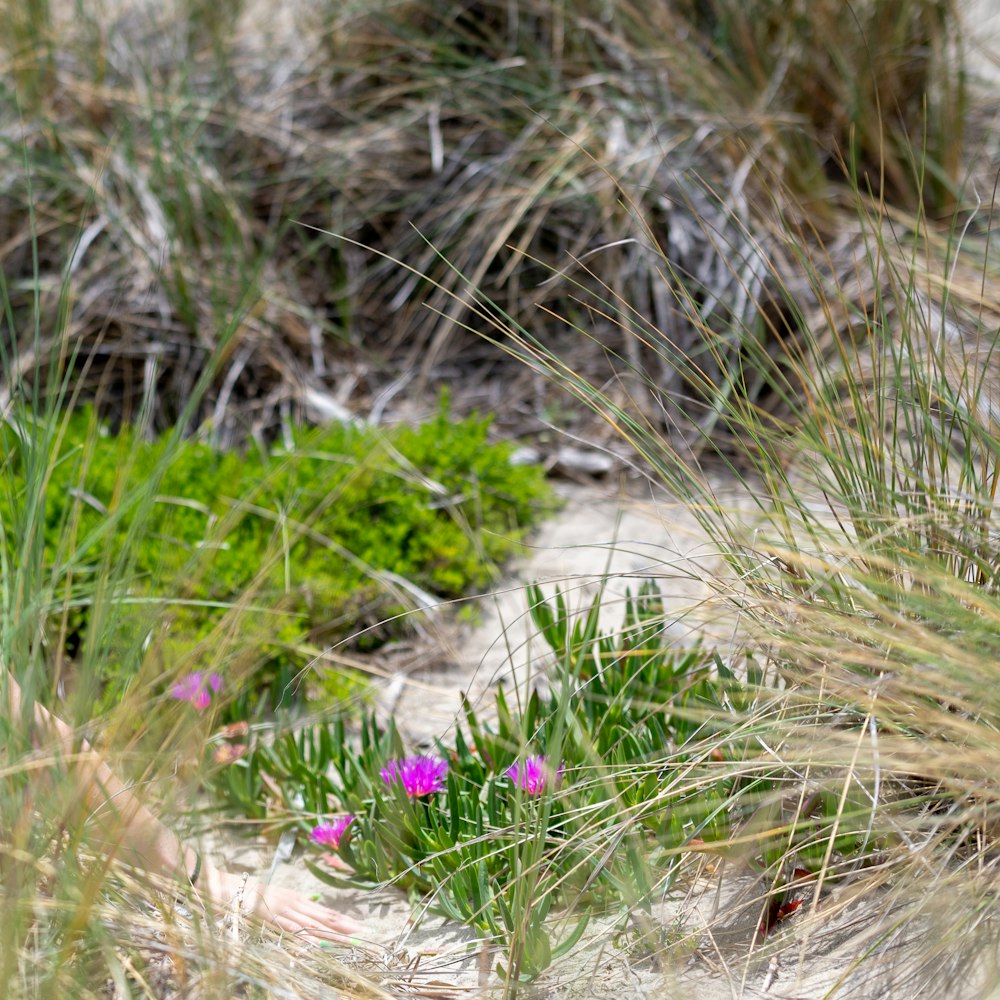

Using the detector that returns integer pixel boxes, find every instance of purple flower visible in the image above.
[380,755,448,797]
[170,671,223,710]
[506,755,565,795]
[309,815,354,850]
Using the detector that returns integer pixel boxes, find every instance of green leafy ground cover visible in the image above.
[229,582,875,982]
[0,401,554,714]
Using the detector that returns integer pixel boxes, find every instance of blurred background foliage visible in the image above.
[0,0,975,450]
[0,400,554,718]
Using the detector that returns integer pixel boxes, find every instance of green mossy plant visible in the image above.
[0,400,555,714]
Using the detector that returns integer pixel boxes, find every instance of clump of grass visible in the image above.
[0,401,368,997]
[467,160,1000,995]
[293,16,1000,984]
[663,0,966,214]
[2,0,968,449]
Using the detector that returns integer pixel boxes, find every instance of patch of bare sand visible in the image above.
[384,481,738,749]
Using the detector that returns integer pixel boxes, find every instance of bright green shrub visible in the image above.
[0,403,555,712]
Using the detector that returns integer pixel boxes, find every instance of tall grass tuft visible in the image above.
[2,0,965,446]
[457,122,1000,1000]
[0,190,395,992]
[316,5,1000,986]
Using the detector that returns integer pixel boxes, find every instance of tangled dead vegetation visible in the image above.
[1,0,986,452]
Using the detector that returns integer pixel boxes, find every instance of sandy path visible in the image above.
[385,481,732,748]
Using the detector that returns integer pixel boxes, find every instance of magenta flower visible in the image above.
[506,755,565,795]
[170,671,223,710]
[380,755,448,797]
[309,815,354,850]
